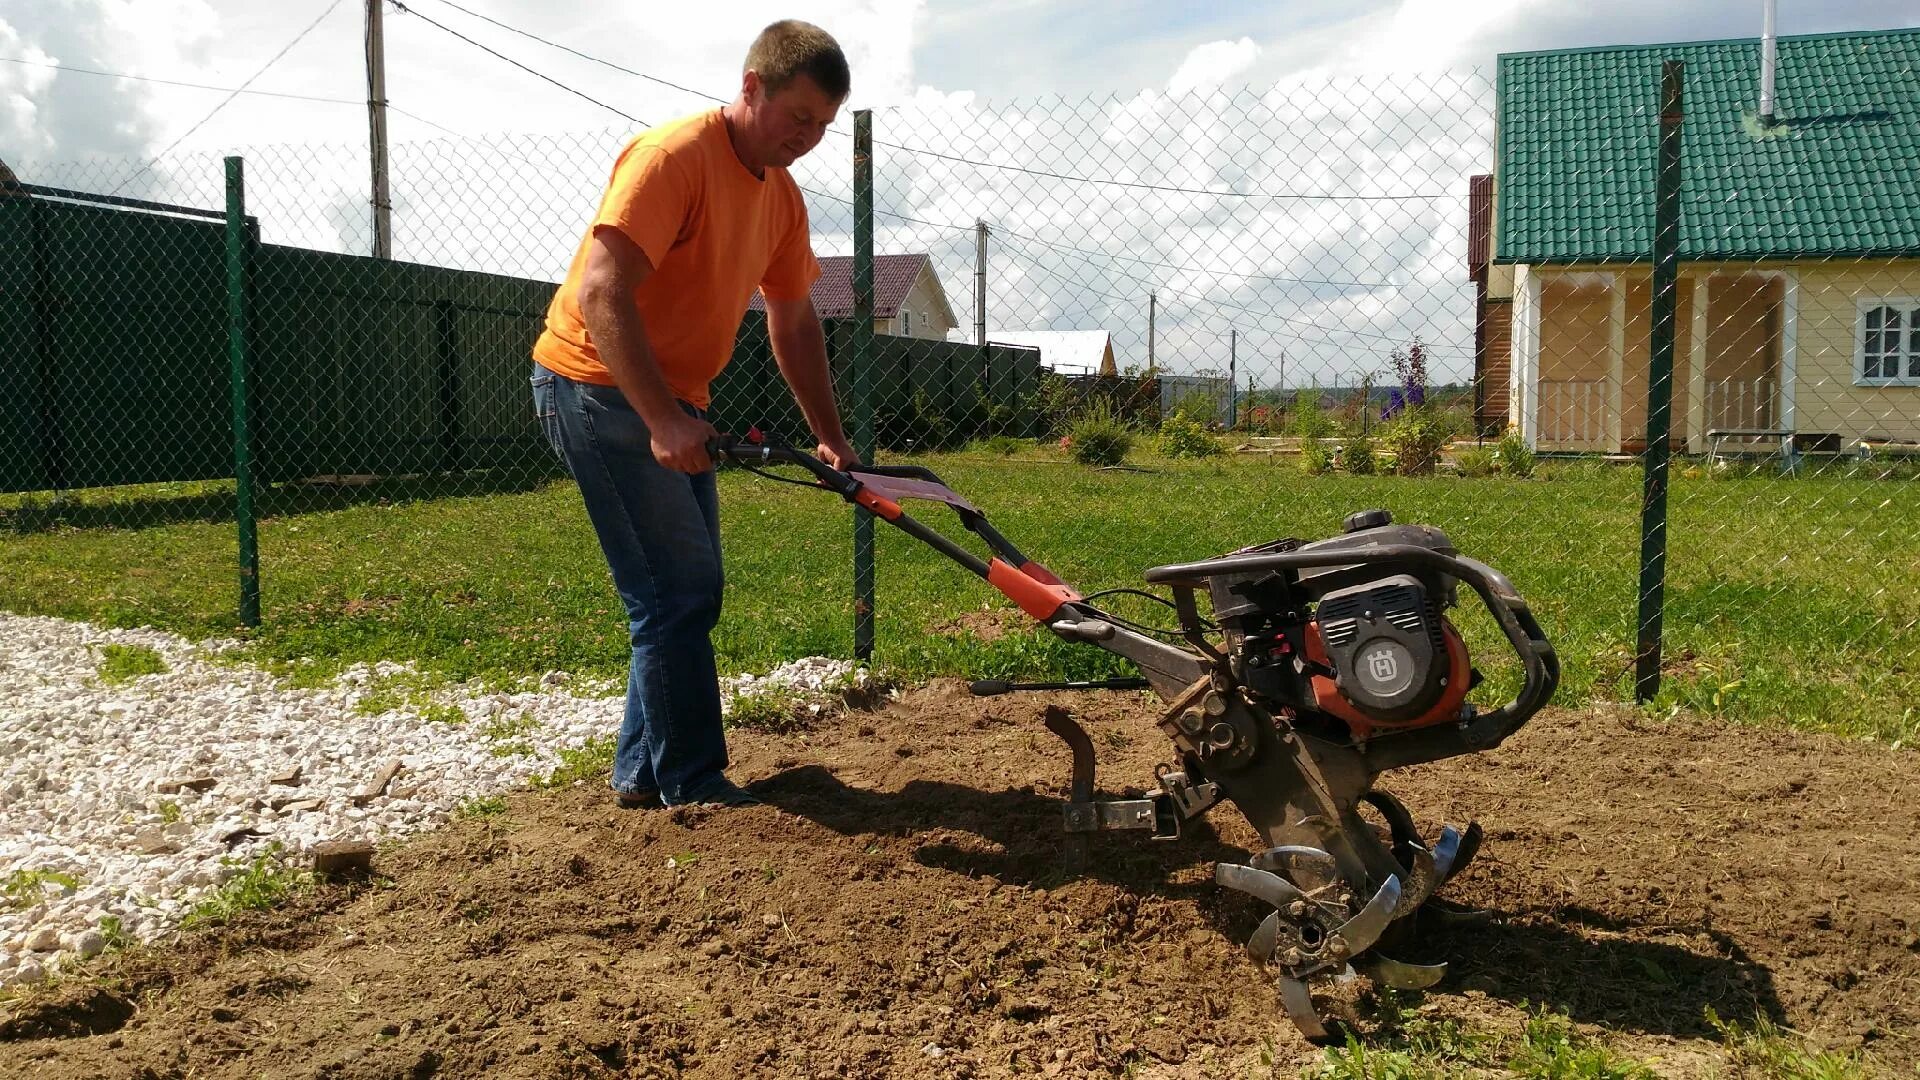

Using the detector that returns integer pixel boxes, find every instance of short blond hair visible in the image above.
[744,20,849,100]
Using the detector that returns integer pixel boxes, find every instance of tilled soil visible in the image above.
[3,683,1916,1078]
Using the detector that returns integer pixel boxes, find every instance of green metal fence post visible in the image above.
[852,110,876,661]
[225,156,261,628]
[1636,61,1684,702]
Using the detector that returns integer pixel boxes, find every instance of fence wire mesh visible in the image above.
[2,41,1915,738]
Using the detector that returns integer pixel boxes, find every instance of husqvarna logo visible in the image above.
[1367,649,1399,683]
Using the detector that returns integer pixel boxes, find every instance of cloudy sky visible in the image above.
[3,0,1913,383]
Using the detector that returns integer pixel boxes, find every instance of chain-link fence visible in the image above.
[3,30,1915,737]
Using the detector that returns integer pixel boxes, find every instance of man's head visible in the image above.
[733,20,849,170]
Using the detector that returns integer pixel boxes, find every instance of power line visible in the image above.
[395,5,975,235]
[404,0,1449,203]
[413,0,720,105]
[996,227,1408,291]
[395,4,642,124]
[109,0,348,194]
[0,55,362,105]
[997,231,1471,357]
[874,137,1457,202]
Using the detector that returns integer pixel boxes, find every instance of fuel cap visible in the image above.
[1343,509,1393,533]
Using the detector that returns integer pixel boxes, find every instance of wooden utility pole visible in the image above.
[366,0,392,259]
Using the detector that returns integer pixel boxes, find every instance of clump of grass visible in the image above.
[353,669,465,722]
[455,795,508,819]
[1708,1008,1872,1080]
[1454,446,1499,478]
[724,688,813,733]
[98,643,168,684]
[1064,399,1134,467]
[481,710,539,757]
[1507,1007,1656,1079]
[1301,438,1334,476]
[158,800,183,824]
[3,868,83,911]
[1494,426,1536,478]
[971,434,1026,456]
[1311,998,1649,1080]
[180,845,311,930]
[535,736,615,789]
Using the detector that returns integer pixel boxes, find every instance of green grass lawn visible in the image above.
[2,451,1915,741]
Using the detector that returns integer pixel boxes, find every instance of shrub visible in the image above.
[1157,411,1224,459]
[1377,405,1449,476]
[1340,430,1378,475]
[1065,400,1134,467]
[1493,426,1536,478]
[1300,439,1333,476]
[1290,393,1336,440]
[1454,446,1498,477]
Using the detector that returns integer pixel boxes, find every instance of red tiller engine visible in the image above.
[1207,510,1479,741]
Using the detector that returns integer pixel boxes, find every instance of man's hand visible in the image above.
[816,436,861,471]
[652,409,719,474]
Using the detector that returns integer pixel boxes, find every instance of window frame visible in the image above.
[1855,297,1920,387]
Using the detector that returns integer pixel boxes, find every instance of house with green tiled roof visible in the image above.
[1468,25,1920,453]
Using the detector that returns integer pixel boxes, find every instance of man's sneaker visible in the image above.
[685,778,761,808]
[615,788,663,810]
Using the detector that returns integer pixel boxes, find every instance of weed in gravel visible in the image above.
[157,801,182,824]
[2,869,83,911]
[97,643,167,684]
[180,845,311,930]
[455,795,507,819]
[534,737,615,790]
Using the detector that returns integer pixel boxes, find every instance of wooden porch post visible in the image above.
[1778,270,1798,432]
[1510,265,1541,447]
[1609,272,1627,450]
[1685,274,1709,452]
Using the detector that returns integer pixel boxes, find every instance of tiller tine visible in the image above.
[1358,954,1449,991]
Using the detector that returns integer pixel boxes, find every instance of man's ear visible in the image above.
[741,68,762,103]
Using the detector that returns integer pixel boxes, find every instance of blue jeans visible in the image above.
[531,363,729,803]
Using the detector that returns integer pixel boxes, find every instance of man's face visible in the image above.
[746,72,842,168]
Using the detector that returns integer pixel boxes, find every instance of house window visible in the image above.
[1858,300,1920,385]
[902,310,913,336]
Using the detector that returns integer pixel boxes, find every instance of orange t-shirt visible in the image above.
[532,109,821,408]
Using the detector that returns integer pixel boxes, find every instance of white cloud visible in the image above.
[1167,37,1262,96]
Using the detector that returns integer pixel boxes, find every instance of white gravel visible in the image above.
[0,612,864,989]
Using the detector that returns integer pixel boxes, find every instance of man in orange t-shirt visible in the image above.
[530,20,855,810]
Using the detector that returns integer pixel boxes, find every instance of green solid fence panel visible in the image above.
[451,305,557,469]
[42,201,230,490]
[0,198,41,493]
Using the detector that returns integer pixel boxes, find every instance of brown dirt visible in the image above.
[3,684,1917,1079]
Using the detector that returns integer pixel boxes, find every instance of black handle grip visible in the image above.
[969,679,1013,696]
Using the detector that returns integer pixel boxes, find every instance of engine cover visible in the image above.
[1312,575,1444,723]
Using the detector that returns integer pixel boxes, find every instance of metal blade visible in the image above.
[1278,975,1328,1042]
[1360,955,1448,991]
[1441,822,1484,885]
[1214,862,1309,909]
[1422,898,1496,928]
[1429,826,1463,882]
[1330,874,1402,957]
[1391,845,1438,919]
[1251,844,1338,882]
[1247,911,1282,964]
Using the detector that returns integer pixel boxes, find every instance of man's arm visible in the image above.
[577,227,715,474]
[765,294,860,469]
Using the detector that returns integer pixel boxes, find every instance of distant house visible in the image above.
[1473,26,1920,452]
[750,252,958,340]
[943,328,1118,377]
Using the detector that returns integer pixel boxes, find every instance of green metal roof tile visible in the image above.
[1495,27,1920,262]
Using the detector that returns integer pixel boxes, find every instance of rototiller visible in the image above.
[710,432,1558,1039]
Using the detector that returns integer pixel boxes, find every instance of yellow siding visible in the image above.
[1534,259,1920,446]
[1792,260,1920,443]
